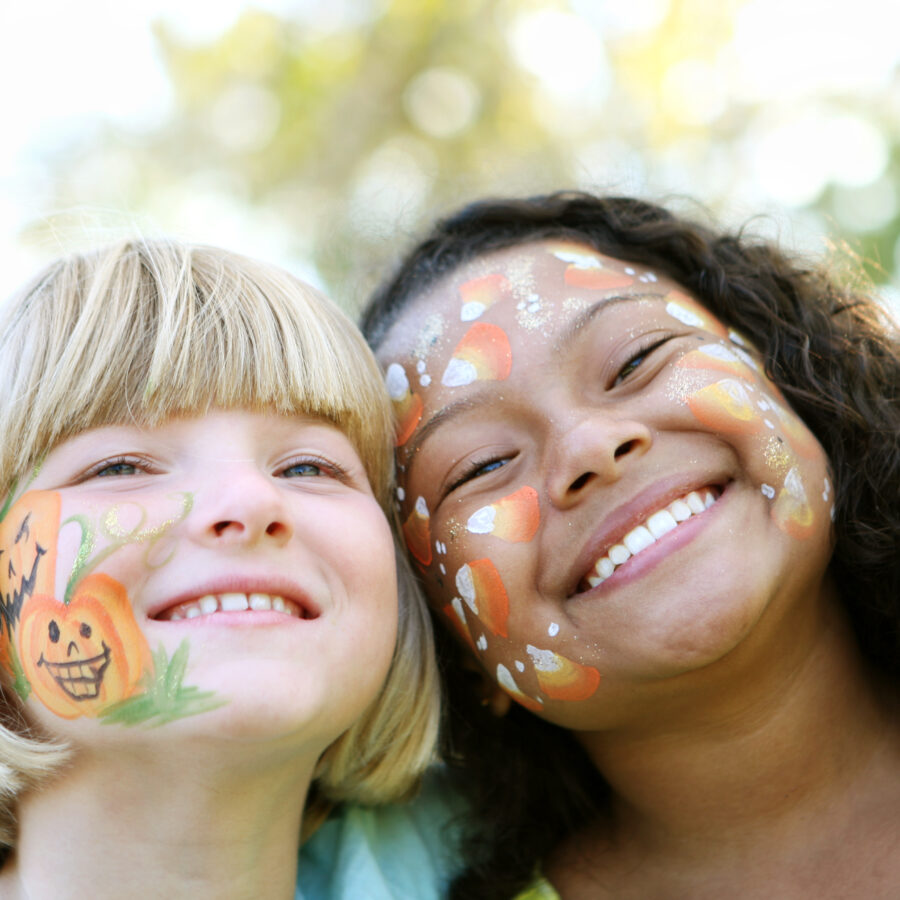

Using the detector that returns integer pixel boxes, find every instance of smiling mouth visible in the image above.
[155,592,312,621]
[578,487,722,592]
[38,643,111,700]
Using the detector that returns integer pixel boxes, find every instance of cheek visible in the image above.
[676,357,832,541]
[423,492,601,715]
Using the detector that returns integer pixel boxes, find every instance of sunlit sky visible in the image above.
[2,0,899,305]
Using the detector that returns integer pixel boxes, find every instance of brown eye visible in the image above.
[80,622,92,639]
[49,620,60,643]
[614,336,673,386]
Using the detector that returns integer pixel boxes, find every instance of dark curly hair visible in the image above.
[361,191,900,900]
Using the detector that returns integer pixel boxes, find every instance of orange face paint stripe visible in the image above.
[466,485,540,543]
[456,558,509,637]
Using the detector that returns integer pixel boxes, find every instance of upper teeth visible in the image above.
[160,593,302,621]
[585,489,717,588]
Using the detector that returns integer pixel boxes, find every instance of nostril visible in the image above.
[615,439,636,459]
[213,520,238,536]
[569,472,592,492]
[265,522,284,536]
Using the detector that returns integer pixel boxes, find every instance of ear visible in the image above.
[459,651,513,718]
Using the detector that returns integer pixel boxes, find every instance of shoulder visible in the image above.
[297,765,469,900]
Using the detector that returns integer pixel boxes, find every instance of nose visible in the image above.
[546,411,652,509]
[190,469,293,547]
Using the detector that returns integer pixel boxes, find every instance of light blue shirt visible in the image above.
[297,767,467,900]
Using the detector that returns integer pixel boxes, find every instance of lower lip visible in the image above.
[152,611,310,627]
[577,488,727,597]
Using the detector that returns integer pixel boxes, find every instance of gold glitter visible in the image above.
[665,368,708,404]
[763,436,794,477]
[443,517,463,543]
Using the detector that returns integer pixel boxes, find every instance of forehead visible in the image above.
[379,239,695,363]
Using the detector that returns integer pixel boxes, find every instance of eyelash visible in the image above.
[614,335,674,385]
[80,455,349,482]
[278,456,349,481]
[446,454,510,496]
[82,455,154,480]
[441,334,675,497]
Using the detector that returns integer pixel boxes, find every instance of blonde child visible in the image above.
[0,239,441,899]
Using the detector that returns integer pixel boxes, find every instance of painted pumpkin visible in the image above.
[19,573,151,719]
[0,491,61,675]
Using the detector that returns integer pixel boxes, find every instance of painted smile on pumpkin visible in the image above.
[37,642,112,701]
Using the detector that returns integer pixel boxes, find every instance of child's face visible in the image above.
[0,410,397,751]
[378,240,834,729]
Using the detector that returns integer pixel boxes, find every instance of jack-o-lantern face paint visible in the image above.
[378,241,834,731]
[1,410,399,739]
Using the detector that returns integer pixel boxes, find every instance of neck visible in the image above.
[578,586,899,856]
[4,739,316,900]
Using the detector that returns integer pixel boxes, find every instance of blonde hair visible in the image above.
[0,238,438,848]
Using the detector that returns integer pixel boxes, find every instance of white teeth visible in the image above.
[646,510,678,539]
[686,491,706,514]
[583,487,720,589]
[220,593,249,612]
[160,593,301,620]
[623,525,655,555]
[609,543,631,565]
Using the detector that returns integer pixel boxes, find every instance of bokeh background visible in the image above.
[3,0,899,315]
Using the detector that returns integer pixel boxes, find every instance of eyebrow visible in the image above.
[404,395,488,460]
[555,293,655,354]
[405,292,666,459]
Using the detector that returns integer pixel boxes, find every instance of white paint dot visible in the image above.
[420,374,431,387]
[515,660,525,672]
[548,622,560,637]
[476,634,488,651]
[761,483,775,499]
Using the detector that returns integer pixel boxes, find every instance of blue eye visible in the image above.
[97,463,136,477]
[281,462,324,478]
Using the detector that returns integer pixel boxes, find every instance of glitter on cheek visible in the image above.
[664,367,709,404]
[763,436,793,478]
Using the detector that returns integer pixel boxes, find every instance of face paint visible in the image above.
[379,240,834,730]
[525,645,601,701]
[0,490,220,723]
[441,322,512,387]
[459,273,512,321]
[20,573,151,718]
[386,363,424,447]
[466,486,540,543]
[455,558,509,638]
[402,496,432,566]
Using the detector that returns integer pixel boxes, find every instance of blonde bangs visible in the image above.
[0,239,394,507]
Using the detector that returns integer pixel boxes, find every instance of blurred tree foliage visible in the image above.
[35,0,900,312]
